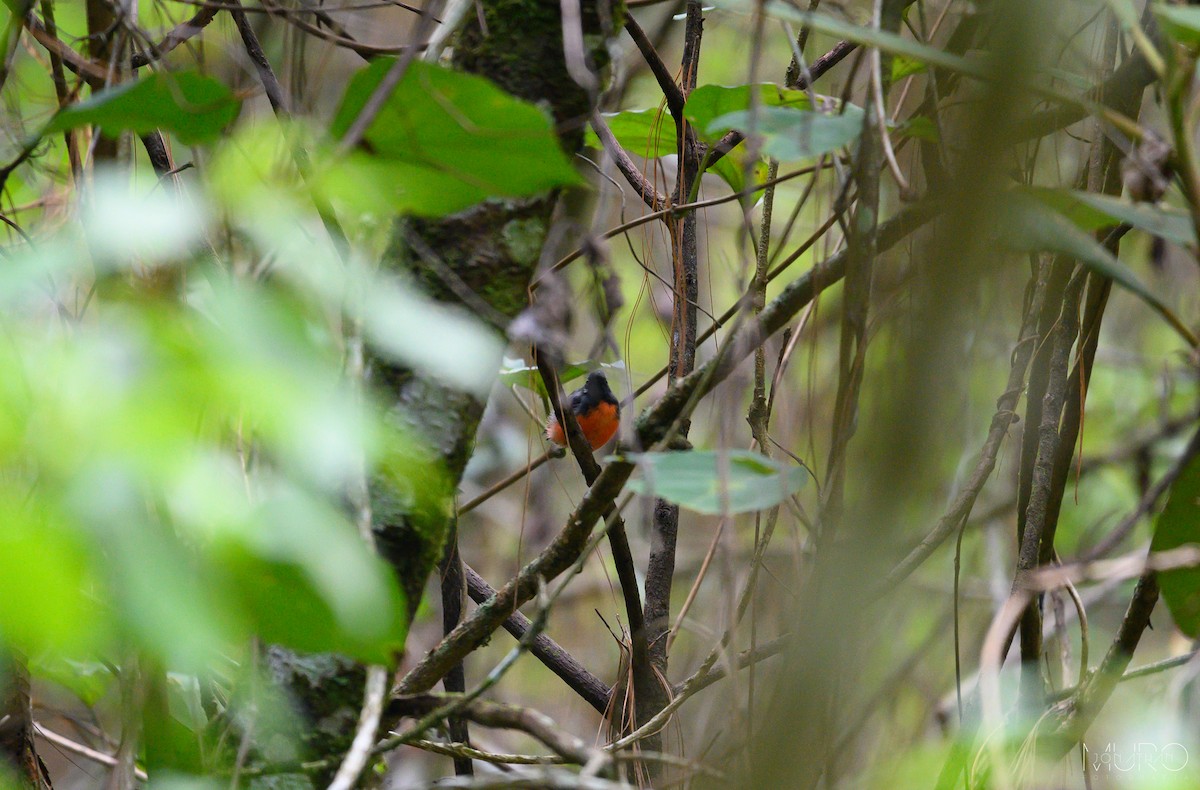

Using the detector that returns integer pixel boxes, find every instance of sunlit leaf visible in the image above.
[331,60,582,215]
[44,70,240,145]
[1151,451,1200,637]
[626,450,808,514]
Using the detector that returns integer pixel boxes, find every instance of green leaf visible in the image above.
[626,450,808,514]
[892,115,939,143]
[1003,196,1198,347]
[891,55,927,82]
[707,105,864,162]
[1151,451,1200,636]
[1154,4,1200,48]
[586,107,678,157]
[586,84,814,157]
[707,147,771,201]
[331,60,582,216]
[44,71,240,145]
[1026,187,1196,247]
[684,83,812,140]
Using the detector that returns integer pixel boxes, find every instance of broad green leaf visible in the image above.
[586,107,677,156]
[708,147,771,202]
[331,60,582,216]
[1151,451,1200,636]
[1026,187,1196,246]
[684,83,812,138]
[1004,196,1198,347]
[626,450,808,514]
[586,84,814,157]
[707,105,864,162]
[1154,4,1200,48]
[44,71,240,145]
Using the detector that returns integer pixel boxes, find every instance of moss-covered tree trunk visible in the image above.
[263,1,621,781]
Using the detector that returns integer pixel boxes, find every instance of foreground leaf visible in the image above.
[45,71,240,145]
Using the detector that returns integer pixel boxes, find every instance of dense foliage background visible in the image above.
[2,0,1200,788]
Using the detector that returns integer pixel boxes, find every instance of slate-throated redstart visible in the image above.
[545,371,620,451]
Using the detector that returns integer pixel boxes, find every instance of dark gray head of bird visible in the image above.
[585,371,617,405]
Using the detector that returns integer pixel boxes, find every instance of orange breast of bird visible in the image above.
[546,401,619,450]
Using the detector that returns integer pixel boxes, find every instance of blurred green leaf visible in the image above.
[736,0,996,80]
[1151,450,1200,637]
[360,275,505,397]
[1154,4,1200,48]
[44,71,240,145]
[0,488,106,655]
[83,170,211,267]
[1004,197,1198,347]
[626,450,808,514]
[891,115,939,143]
[1026,187,1196,246]
[891,55,927,82]
[331,60,581,216]
[707,105,864,161]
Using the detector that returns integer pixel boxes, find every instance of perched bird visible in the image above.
[546,371,620,451]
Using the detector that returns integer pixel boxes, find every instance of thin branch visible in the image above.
[591,110,668,212]
[463,565,612,714]
[34,723,148,781]
[326,664,388,790]
[534,354,652,732]
[624,14,685,118]
[230,3,288,114]
[129,6,220,68]
[706,38,860,170]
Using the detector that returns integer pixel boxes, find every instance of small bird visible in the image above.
[545,370,620,451]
